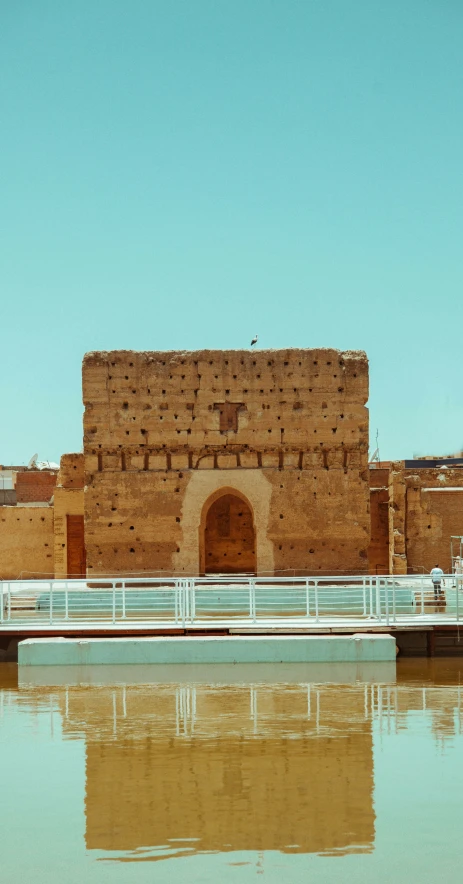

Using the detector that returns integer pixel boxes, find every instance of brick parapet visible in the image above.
[15,470,57,503]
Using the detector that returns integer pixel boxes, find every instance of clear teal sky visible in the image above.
[1,0,462,465]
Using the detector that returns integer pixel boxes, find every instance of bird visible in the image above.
[250,334,258,347]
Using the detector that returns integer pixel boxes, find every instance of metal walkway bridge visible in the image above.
[1,574,462,634]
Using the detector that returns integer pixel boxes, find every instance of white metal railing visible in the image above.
[1,574,462,628]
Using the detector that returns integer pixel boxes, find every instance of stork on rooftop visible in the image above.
[250,334,258,347]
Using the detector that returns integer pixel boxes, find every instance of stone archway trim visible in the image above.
[200,488,256,574]
[173,470,274,575]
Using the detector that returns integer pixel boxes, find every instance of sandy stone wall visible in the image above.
[382,464,463,574]
[53,490,85,578]
[404,468,463,573]
[388,465,407,574]
[83,348,369,575]
[57,453,85,490]
[0,507,54,579]
[53,454,85,578]
[368,468,390,574]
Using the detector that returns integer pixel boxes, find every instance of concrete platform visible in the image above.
[18,633,396,666]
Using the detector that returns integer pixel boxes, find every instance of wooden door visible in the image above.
[204,494,256,574]
[67,514,86,577]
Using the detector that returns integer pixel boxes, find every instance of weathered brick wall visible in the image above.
[368,468,389,574]
[405,468,463,573]
[16,470,57,503]
[53,454,85,578]
[57,453,85,490]
[388,464,407,574]
[368,473,388,575]
[83,348,370,575]
[0,507,54,579]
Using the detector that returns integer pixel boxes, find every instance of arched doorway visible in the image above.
[201,491,256,574]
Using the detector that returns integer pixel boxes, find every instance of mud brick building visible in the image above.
[2,347,463,580]
[82,348,370,576]
[0,466,57,580]
[369,459,463,575]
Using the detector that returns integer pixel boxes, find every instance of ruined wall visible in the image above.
[83,348,369,575]
[368,468,389,574]
[405,468,463,573]
[388,464,407,574]
[0,507,54,579]
[56,453,85,489]
[382,464,463,574]
[53,454,85,579]
[15,470,57,503]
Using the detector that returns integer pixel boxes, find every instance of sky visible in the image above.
[1,0,462,465]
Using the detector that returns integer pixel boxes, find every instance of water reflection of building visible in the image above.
[59,683,375,857]
[373,680,463,744]
[7,665,463,861]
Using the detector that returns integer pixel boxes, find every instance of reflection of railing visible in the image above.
[1,574,463,628]
[5,681,463,744]
[55,683,463,742]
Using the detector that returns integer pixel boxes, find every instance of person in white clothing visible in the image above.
[430,564,445,600]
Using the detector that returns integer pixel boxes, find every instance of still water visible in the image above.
[1,659,463,883]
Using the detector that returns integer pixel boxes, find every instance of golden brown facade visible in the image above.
[3,347,463,580]
[82,348,370,576]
